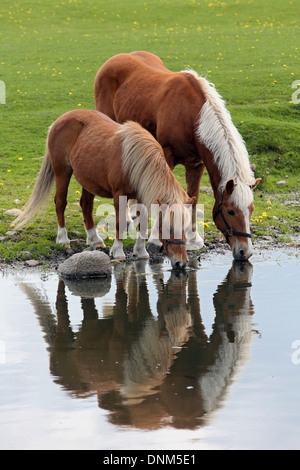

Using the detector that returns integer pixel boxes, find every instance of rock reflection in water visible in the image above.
[19,260,255,430]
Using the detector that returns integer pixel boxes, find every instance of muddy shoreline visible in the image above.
[1,235,299,273]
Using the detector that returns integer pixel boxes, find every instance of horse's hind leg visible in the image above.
[54,170,72,248]
[80,188,105,248]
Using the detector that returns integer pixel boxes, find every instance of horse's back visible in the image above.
[94,53,206,162]
[95,53,205,121]
[50,109,118,136]
[48,109,119,164]
[129,51,168,71]
[94,52,172,118]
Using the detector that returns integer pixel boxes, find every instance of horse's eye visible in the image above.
[227,210,235,216]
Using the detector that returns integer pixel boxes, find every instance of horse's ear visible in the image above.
[250,178,261,190]
[225,179,235,195]
[157,198,164,206]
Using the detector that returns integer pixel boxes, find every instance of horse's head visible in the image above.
[156,197,195,270]
[213,179,261,261]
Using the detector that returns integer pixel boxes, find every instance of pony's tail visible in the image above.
[14,144,55,229]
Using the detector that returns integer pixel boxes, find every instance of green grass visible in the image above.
[0,0,299,262]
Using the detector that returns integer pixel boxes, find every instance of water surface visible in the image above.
[0,248,299,450]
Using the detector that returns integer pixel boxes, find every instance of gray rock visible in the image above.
[25,259,41,267]
[276,180,287,185]
[4,208,23,216]
[58,250,112,279]
[5,230,17,236]
[200,186,213,193]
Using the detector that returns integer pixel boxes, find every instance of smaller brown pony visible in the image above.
[14,110,194,269]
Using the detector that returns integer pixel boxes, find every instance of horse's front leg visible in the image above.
[147,212,162,253]
[132,202,149,259]
[110,197,126,261]
[80,188,105,248]
[185,163,205,248]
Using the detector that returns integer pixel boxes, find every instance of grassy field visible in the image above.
[0,0,299,263]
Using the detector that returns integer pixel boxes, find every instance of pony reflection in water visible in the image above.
[19,259,256,430]
[14,110,194,269]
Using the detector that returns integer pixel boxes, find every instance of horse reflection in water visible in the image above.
[20,260,255,430]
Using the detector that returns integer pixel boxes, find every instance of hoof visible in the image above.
[93,241,106,249]
[114,256,126,261]
[146,242,162,254]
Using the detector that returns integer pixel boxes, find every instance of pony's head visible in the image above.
[213,178,260,261]
[156,197,195,270]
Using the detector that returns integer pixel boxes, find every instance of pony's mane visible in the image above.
[117,121,187,209]
[185,70,255,209]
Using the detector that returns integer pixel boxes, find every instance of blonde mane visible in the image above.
[186,70,255,210]
[118,121,193,235]
[117,121,187,209]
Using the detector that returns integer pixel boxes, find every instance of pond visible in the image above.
[0,248,299,450]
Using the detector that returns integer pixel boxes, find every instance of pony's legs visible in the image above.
[148,214,162,250]
[80,188,105,248]
[54,171,72,247]
[110,197,126,260]
[126,199,137,231]
[132,203,149,259]
[185,163,205,248]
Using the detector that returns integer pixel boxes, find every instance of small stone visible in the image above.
[25,259,40,267]
[5,230,17,236]
[4,208,23,216]
[200,186,213,193]
[276,180,287,185]
[58,250,112,279]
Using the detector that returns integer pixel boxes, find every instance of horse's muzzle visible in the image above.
[171,256,187,270]
[233,243,253,261]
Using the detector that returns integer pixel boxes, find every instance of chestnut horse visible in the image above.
[94,51,261,261]
[14,109,194,269]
